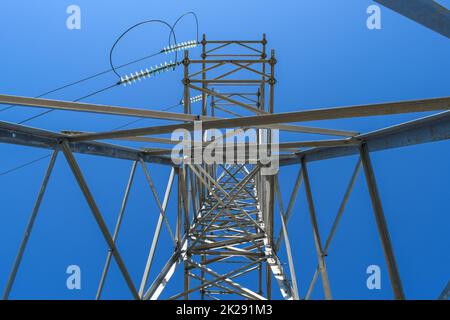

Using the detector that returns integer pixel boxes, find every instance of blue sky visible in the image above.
[0,0,449,299]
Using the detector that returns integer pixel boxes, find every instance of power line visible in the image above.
[172,11,199,43]
[18,59,186,125]
[0,154,52,177]
[0,11,199,111]
[109,19,178,79]
[18,83,119,124]
[0,11,199,178]
[108,12,199,79]
[0,11,200,122]
[0,51,163,114]
[112,102,181,130]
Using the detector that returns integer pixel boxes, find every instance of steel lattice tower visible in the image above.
[144,36,297,300]
[0,32,449,300]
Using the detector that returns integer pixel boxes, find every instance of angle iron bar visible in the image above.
[60,141,140,299]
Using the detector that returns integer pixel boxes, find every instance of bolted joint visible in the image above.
[269,57,277,65]
[201,53,207,59]
[182,78,191,85]
[261,53,267,59]
[268,78,277,85]
[137,152,145,160]
[350,136,364,145]
[182,58,190,66]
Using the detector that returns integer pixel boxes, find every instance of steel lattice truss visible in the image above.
[0,33,449,300]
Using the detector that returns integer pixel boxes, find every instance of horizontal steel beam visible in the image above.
[191,234,265,251]
[281,110,450,165]
[62,131,178,145]
[374,0,450,38]
[0,94,357,137]
[144,138,358,157]
[0,121,173,166]
[68,96,450,142]
[0,94,202,122]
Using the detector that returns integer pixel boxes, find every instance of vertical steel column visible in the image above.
[275,178,300,300]
[211,94,215,117]
[258,35,267,221]
[183,50,191,115]
[268,49,276,114]
[176,168,182,243]
[305,159,361,300]
[201,34,209,203]
[359,143,405,300]
[201,34,208,116]
[260,34,267,113]
[301,157,332,300]
[3,150,58,300]
[263,173,274,299]
[138,167,175,297]
[189,168,198,215]
[96,161,137,299]
[178,166,189,300]
[140,159,176,244]
[265,47,276,300]
[60,141,139,299]
[275,166,303,251]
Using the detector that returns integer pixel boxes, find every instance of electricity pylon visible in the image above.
[143,35,298,300]
[1,34,449,300]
